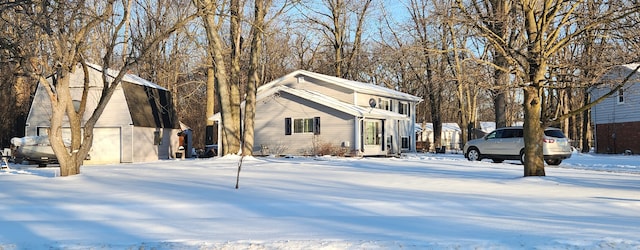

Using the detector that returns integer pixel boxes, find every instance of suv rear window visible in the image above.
[544,129,566,138]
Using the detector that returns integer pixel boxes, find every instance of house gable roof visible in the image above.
[259,70,422,102]
[275,86,408,120]
[86,63,168,90]
[211,85,409,121]
[211,70,419,121]
[85,63,178,128]
[121,81,179,129]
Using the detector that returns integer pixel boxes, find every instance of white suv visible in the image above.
[463,127,572,165]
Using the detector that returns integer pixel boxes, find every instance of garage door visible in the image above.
[86,127,121,165]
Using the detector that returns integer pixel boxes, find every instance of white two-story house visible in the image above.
[213,70,423,156]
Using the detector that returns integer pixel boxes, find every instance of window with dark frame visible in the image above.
[398,102,409,115]
[379,99,390,111]
[618,89,624,104]
[401,136,409,149]
[285,118,292,135]
[286,117,321,134]
[313,117,320,135]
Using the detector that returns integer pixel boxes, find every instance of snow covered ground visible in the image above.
[1,152,639,249]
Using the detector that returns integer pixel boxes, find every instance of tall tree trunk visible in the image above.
[581,93,591,153]
[522,83,545,176]
[330,0,344,77]
[493,55,508,128]
[489,0,511,128]
[522,8,547,176]
[211,25,236,155]
[229,0,242,154]
[198,0,240,155]
[206,56,216,144]
[243,0,267,156]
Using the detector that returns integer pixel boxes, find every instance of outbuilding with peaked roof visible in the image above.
[24,64,182,164]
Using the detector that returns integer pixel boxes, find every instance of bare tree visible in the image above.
[0,3,40,148]
[194,0,242,155]
[5,0,196,176]
[242,0,270,156]
[298,0,373,78]
[404,0,444,150]
[457,0,640,176]
[439,0,480,147]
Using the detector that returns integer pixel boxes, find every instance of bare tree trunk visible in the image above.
[581,93,591,153]
[343,0,372,78]
[489,0,512,128]
[521,1,547,176]
[493,56,509,128]
[229,0,242,154]
[197,0,240,155]
[206,56,216,144]
[522,84,545,176]
[243,0,268,156]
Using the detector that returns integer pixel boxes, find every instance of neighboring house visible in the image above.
[417,123,462,152]
[212,70,422,156]
[591,63,640,154]
[415,121,524,152]
[25,64,183,164]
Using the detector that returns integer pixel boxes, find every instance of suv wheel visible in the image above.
[467,148,481,161]
[545,159,562,165]
[520,150,525,165]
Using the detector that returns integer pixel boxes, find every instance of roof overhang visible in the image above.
[209,86,410,121]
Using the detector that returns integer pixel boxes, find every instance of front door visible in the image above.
[363,119,384,155]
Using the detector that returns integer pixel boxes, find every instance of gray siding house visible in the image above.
[591,63,640,154]
[25,64,182,164]
[214,70,422,156]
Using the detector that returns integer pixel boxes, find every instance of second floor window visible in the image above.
[379,99,390,111]
[399,102,409,115]
[617,89,624,104]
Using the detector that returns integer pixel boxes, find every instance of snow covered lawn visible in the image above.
[1,153,639,249]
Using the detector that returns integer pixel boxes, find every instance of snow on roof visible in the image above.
[259,70,422,102]
[210,85,409,121]
[622,63,640,71]
[478,122,524,133]
[86,63,167,91]
[480,122,496,133]
[421,123,461,132]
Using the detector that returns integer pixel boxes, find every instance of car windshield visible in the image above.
[544,129,566,138]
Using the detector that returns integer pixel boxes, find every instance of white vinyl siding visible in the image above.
[255,92,352,155]
[592,83,640,124]
[591,65,640,125]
